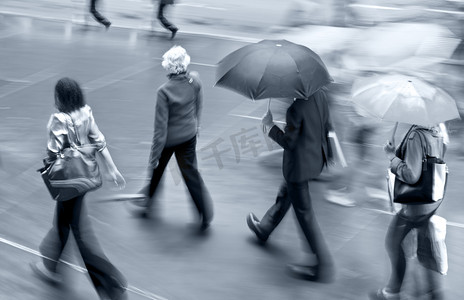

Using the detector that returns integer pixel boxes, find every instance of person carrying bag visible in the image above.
[370,124,449,300]
[32,77,128,300]
[39,112,102,202]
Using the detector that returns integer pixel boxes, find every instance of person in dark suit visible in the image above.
[90,0,111,28]
[155,0,178,39]
[247,88,335,282]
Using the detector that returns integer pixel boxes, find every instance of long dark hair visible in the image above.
[54,77,86,113]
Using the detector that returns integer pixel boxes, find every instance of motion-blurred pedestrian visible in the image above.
[324,89,388,208]
[90,0,111,29]
[31,77,127,300]
[246,89,335,282]
[369,124,447,300]
[153,0,178,39]
[130,46,213,231]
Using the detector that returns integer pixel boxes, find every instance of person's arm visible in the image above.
[190,71,202,131]
[268,106,301,151]
[98,147,125,188]
[87,109,125,188]
[149,88,169,168]
[389,132,423,185]
[46,114,66,163]
[87,107,107,151]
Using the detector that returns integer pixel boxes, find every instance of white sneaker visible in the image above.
[30,262,62,285]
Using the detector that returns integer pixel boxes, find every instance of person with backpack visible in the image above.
[370,124,447,300]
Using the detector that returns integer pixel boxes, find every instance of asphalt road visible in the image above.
[1,12,464,300]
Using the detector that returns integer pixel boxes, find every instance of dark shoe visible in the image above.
[30,262,62,285]
[126,195,151,218]
[200,221,210,232]
[102,19,111,29]
[287,264,335,283]
[287,264,318,281]
[170,27,178,39]
[246,213,268,242]
[368,288,400,300]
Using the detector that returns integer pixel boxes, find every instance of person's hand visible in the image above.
[109,169,126,190]
[262,110,274,128]
[383,140,396,161]
[196,126,201,139]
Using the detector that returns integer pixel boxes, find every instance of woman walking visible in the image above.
[370,124,447,300]
[31,77,127,300]
[130,46,213,231]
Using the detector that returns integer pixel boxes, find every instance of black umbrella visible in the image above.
[215,39,333,100]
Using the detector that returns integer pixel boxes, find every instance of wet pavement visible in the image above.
[0,7,464,300]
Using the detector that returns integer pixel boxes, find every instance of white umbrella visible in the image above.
[351,74,460,127]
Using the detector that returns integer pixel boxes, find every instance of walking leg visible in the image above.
[258,181,292,236]
[71,195,127,299]
[289,181,335,280]
[175,137,213,226]
[39,200,73,272]
[385,213,412,293]
[89,0,111,28]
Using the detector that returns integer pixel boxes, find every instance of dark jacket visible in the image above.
[149,71,202,166]
[269,90,332,182]
[160,0,174,5]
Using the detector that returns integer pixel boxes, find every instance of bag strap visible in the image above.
[396,125,416,159]
[413,129,427,160]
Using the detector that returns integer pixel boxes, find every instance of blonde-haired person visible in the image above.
[131,46,213,231]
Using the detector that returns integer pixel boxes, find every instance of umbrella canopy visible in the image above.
[342,22,460,71]
[215,39,333,100]
[351,74,460,127]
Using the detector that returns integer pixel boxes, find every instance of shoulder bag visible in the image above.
[38,113,102,201]
[390,129,448,205]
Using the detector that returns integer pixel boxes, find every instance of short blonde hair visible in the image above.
[162,46,191,74]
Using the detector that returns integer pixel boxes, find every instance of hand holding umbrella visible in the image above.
[384,122,399,160]
[262,108,274,133]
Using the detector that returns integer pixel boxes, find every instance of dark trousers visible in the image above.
[385,204,443,298]
[157,3,177,31]
[147,136,213,224]
[90,0,110,25]
[259,181,334,269]
[39,195,126,299]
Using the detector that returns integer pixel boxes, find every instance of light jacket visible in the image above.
[391,125,445,216]
[47,105,106,156]
[391,126,444,185]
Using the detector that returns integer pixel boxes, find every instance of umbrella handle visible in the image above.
[389,122,398,146]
